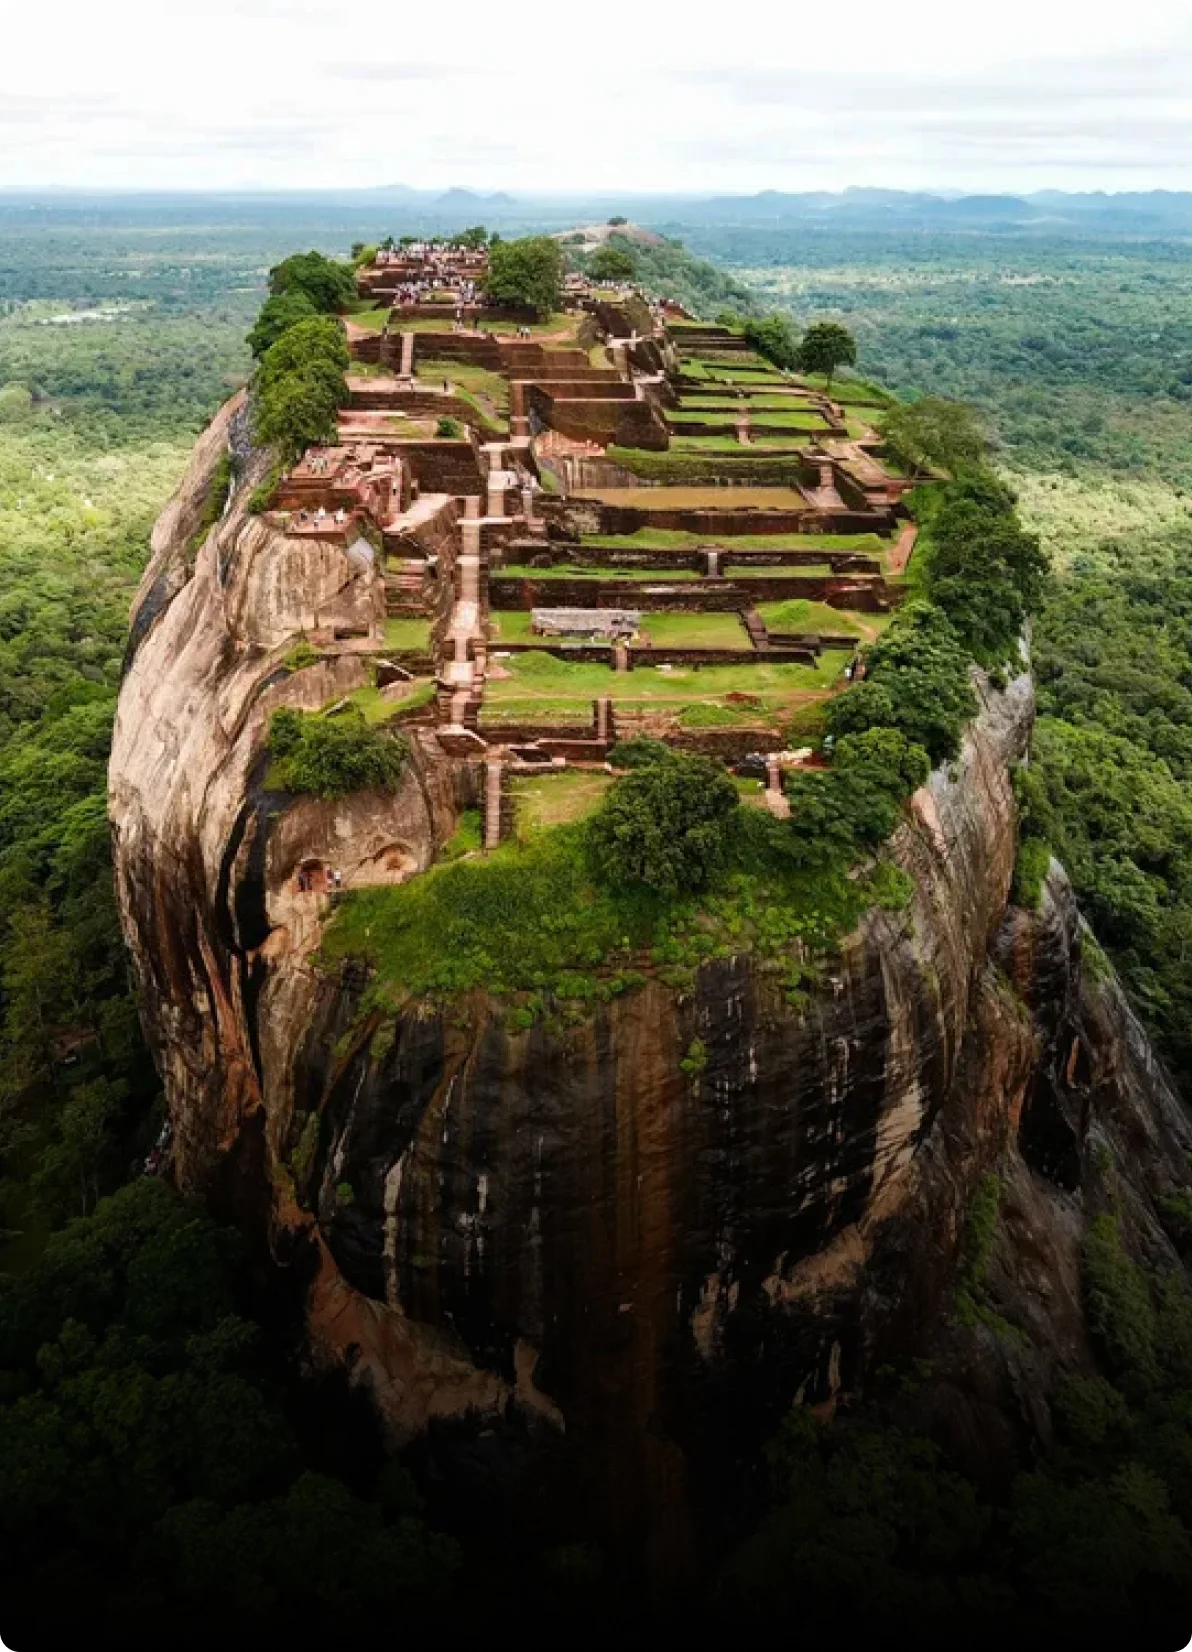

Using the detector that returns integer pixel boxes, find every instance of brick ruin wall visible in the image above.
[489,576,890,610]
[543,500,892,538]
[401,440,486,497]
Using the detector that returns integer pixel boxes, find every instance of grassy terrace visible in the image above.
[755,599,888,637]
[637,611,750,648]
[580,529,890,553]
[481,650,852,723]
[668,435,804,454]
[382,615,433,650]
[416,359,510,415]
[511,768,613,831]
[348,305,391,332]
[320,806,897,1012]
[668,409,828,430]
[572,485,810,509]
[680,394,825,411]
[324,677,436,727]
[360,311,579,337]
[489,611,752,649]
[499,563,703,581]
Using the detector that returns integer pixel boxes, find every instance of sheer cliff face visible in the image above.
[111,420,1192,1560]
[109,401,462,1204]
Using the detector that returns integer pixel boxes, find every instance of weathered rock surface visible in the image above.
[110,414,1192,1576]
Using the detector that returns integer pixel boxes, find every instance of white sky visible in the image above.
[3,0,1192,195]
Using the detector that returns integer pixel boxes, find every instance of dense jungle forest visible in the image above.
[673,220,1192,1086]
[3,202,1192,1645]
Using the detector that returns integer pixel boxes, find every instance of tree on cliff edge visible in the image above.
[587,753,739,894]
[798,321,857,390]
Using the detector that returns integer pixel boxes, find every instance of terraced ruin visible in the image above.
[263,239,918,849]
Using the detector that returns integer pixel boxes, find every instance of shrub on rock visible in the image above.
[269,707,407,800]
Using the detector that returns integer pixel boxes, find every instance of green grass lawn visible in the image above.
[637,611,751,649]
[382,615,432,651]
[348,306,391,332]
[416,359,510,414]
[481,649,851,723]
[498,563,702,581]
[756,599,868,635]
[667,434,750,452]
[489,610,555,646]
[335,679,434,725]
[319,803,891,1011]
[729,562,834,578]
[574,485,810,509]
[512,768,613,830]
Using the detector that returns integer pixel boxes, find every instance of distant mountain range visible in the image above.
[6,185,1192,238]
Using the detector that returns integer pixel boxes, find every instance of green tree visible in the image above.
[0,1179,459,1647]
[825,602,975,764]
[881,396,989,475]
[0,382,33,423]
[246,291,318,359]
[798,321,857,390]
[267,250,357,313]
[589,246,636,282]
[586,754,738,893]
[253,317,350,458]
[743,314,801,371]
[920,474,1048,661]
[484,236,565,318]
[256,316,349,384]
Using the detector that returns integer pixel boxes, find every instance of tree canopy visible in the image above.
[587,753,739,894]
[246,290,319,360]
[484,236,565,318]
[742,314,801,371]
[253,316,349,457]
[589,245,636,283]
[798,321,857,388]
[880,395,989,475]
[917,472,1049,663]
[266,250,357,314]
[0,1178,458,1648]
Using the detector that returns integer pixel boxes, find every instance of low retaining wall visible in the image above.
[411,334,505,371]
[505,546,883,576]
[477,719,597,742]
[489,575,889,609]
[578,503,893,538]
[667,727,787,758]
[629,645,817,667]
[489,641,818,668]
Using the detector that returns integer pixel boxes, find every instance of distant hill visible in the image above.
[668,187,1192,236]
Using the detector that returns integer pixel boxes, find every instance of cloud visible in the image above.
[324,62,456,82]
[0,91,112,124]
[667,45,1192,116]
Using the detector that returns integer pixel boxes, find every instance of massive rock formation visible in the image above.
[110,410,1192,1578]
